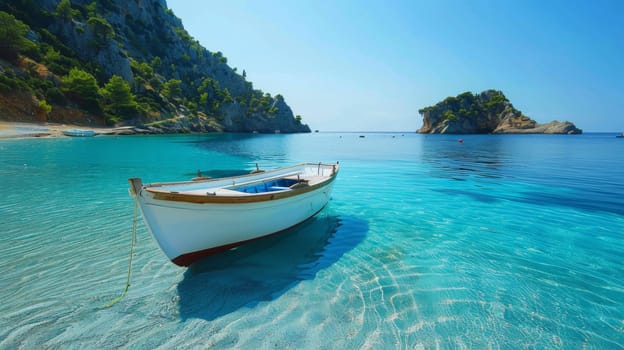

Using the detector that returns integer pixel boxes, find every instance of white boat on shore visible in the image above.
[129,162,339,266]
[62,129,95,137]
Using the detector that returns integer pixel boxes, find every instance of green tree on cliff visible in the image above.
[38,99,52,114]
[61,68,100,109]
[55,0,78,20]
[87,16,114,47]
[0,12,31,61]
[485,90,507,113]
[163,79,182,99]
[100,75,138,124]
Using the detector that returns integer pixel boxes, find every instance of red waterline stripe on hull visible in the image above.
[171,205,328,266]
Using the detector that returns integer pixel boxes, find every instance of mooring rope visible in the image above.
[101,197,138,308]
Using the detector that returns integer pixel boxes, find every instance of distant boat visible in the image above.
[617,133,624,138]
[129,162,339,266]
[62,129,95,137]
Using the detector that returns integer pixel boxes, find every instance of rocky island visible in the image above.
[0,0,309,134]
[418,90,582,134]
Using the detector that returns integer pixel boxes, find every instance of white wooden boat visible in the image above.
[62,128,95,137]
[129,162,339,266]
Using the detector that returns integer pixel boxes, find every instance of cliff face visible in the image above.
[418,90,581,135]
[0,0,310,133]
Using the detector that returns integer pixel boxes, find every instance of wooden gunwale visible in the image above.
[144,163,333,188]
[148,172,337,204]
[137,163,339,204]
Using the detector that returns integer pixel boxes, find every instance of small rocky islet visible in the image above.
[418,90,582,134]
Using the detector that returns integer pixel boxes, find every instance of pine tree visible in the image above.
[61,68,100,109]
[0,11,30,61]
[100,75,138,123]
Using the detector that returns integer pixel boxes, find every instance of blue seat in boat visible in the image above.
[269,186,290,191]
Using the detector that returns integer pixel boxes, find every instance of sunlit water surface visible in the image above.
[1,132,623,349]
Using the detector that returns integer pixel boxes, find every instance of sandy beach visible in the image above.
[0,121,115,139]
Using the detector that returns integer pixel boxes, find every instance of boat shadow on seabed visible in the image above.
[176,214,368,321]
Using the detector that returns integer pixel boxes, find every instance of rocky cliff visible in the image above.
[418,90,581,134]
[0,0,310,133]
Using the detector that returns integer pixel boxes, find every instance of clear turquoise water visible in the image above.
[1,133,623,349]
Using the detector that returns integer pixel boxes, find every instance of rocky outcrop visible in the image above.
[493,120,581,134]
[0,0,310,133]
[49,17,133,82]
[220,97,304,133]
[418,90,582,134]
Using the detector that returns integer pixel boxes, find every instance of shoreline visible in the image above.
[2,121,618,140]
[0,121,116,139]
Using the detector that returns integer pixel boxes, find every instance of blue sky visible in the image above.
[167,0,623,132]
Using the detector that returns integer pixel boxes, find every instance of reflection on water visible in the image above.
[192,133,291,165]
[177,215,368,321]
[420,135,624,215]
[421,135,510,181]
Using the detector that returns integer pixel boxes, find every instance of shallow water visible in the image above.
[1,132,623,349]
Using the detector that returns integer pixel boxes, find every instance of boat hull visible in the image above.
[132,163,338,266]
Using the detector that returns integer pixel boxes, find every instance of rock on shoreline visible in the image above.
[493,120,582,134]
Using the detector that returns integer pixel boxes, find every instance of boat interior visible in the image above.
[138,163,338,198]
[233,177,301,193]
